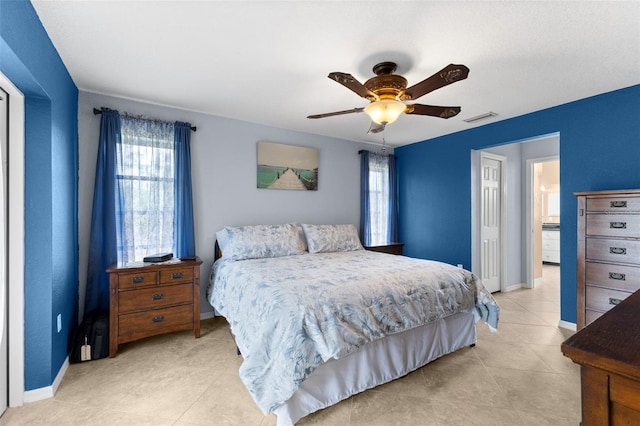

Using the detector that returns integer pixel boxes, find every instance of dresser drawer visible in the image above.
[587,215,640,238]
[587,197,640,212]
[542,230,560,240]
[118,283,193,314]
[117,271,158,289]
[119,304,193,337]
[585,262,640,292]
[159,267,194,284]
[610,374,640,414]
[586,238,640,265]
[585,285,632,313]
[585,308,604,326]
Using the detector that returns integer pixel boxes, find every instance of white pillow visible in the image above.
[222,224,307,261]
[302,224,363,254]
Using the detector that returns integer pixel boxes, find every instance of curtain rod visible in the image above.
[93,108,196,132]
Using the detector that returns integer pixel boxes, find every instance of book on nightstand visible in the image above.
[143,252,173,262]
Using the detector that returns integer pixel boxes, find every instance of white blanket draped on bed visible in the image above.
[208,250,499,414]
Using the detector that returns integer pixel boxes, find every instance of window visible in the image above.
[116,117,175,263]
[368,157,390,245]
[360,151,397,246]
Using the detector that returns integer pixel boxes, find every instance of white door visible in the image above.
[481,155,502,293]
[0,87,8,416]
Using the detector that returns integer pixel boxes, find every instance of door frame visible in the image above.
[471,150,507,292]
[525,155,560,289]
[0,71,25,407]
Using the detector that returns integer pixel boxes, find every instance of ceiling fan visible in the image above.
[307,61,469,133]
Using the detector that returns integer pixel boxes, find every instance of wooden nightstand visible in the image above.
[364,242,404,255]
[107,257,203,357]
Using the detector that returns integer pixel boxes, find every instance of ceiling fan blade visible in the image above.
[368,122,386,134]
[403,64,469,100]
[307,107,364,119]
[406,104,461,119]
[328,73,377,101]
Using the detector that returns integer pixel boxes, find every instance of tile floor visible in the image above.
[0,265,581,425]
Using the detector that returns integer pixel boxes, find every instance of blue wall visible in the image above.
[0,0,78,389]
[396,85,640,324]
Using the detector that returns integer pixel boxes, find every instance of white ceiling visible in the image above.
[32,1,640,147]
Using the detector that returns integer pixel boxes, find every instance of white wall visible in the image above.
[78,91,379,317]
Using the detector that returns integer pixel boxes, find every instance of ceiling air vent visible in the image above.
[463,112,498,123]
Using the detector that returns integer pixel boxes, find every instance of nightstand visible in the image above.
[364,242,404,255]
[107,257,203,357]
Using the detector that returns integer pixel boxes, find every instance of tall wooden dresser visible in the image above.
[107,257,203,357]
[576,189,640,330]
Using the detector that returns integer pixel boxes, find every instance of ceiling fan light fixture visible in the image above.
[364,99,406,125]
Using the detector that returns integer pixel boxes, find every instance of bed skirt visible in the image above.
[272,310,477,425]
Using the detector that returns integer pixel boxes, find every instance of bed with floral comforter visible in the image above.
[208,224,499,416]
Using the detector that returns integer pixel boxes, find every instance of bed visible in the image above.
[207,223,499,425]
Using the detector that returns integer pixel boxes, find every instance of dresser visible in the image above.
[576,189,640,330]
[364,242,404,255]
[561,289,640,425]
[107,257,203,357]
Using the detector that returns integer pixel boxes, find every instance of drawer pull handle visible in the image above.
[132,276,145,284]
[152,293,165,300]
[152,315,165,323]
[610,221,627,229]
[609,298,622,306]
[610,200,627,208]
[609,272,626,281]
[610,247,627,255]
[171,272,183,279]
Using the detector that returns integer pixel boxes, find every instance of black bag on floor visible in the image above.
[69,311,110,363]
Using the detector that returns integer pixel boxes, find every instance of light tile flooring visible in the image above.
[1,265,581,425]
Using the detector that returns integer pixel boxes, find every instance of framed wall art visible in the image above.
[257,141,318,191]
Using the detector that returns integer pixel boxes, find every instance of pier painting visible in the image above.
[257,142,318,191]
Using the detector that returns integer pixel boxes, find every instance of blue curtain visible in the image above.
[85,109,121,316]
[359,150,372,246]
[174,121,195,257]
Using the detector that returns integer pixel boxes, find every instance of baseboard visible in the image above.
[200,310,215,320]
[23,356,69,403]
[534,276,544,286]
[504,283,523,292]
[558,320,577,331]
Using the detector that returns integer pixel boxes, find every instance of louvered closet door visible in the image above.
[481,155,502,293]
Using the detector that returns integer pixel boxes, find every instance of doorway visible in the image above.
[0,87,7,416]
[526,157,560,289]
[0,71,25,409]
[479,152,505,293]
[472,134,559,294]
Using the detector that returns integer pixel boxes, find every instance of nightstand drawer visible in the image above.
[159,267,194,284]
[119,304,193,337]
[585,262,640,292]
[118,283,193,314]
[118,271,158,289]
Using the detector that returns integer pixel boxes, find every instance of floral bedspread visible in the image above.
[207,250,499,413]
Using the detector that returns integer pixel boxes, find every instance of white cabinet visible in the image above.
[542,229,560,263]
